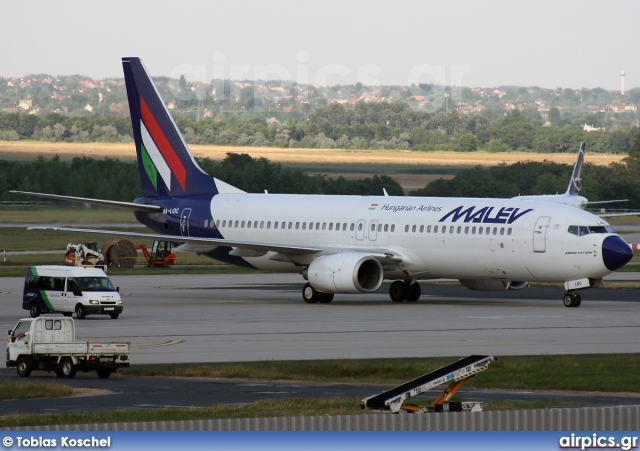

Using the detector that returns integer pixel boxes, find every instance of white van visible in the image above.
[22,266,123,319]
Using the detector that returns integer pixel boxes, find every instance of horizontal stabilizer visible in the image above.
[10,190,162,212]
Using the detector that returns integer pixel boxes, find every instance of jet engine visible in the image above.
[459,279,529,291]
[307,253,384,294]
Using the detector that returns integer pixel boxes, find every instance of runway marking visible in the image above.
[132,339,183,350]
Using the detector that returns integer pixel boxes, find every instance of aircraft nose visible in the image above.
[602,236,633,271]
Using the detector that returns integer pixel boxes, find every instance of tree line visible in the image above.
[1,102,638,154]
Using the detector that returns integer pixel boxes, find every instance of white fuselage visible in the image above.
[196,194,617,284]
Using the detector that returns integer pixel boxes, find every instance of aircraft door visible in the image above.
[533,216,551,253]
[368,220,378,241]
[180,208,192,237]
[356,219,365,240]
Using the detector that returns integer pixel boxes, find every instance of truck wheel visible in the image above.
[63,312,73,317]
[60,358,77,378]
[75,304,86,319]
[54,365,64,377]
[110,314,119,319]
[16,356,32,377]
[29,303,41,318]
[96,368,112,379]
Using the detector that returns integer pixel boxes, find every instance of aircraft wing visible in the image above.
[27,226,325,255]
[10,191,162,212]
[27,226,406,264]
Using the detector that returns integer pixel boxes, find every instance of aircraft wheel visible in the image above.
[572,293,581,307]
[389,281,407,302]
[318,292,334,304]
[405,283,421,302]
[563,292,581,308]
[302,283,319,304]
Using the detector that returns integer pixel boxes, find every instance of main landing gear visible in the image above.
[302,283,334,304]
[563,291,581,308]
[389,280,421,303]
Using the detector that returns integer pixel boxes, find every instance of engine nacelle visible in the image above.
[459,279,529,291]
[308,253,383,294]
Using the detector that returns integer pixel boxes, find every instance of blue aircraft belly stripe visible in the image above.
[141,120,172,191]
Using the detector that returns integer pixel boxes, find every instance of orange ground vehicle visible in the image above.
[136,240,176,266]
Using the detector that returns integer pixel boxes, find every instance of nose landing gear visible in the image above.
[563,291,581,308]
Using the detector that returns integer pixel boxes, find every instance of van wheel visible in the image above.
[75,304,86,319]
[96,368,112,379]
[16,356,31,377]
[29,303,40,318]
[60,358,76,378]
[63,312,73,317]
[110,314,119,319]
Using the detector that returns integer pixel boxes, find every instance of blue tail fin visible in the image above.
[565,142,585,196]
[122,57,243,198]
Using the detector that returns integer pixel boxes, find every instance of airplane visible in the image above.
[512,142,628,210]
[11,57,634,308]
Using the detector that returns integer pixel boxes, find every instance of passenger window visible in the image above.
[405,225,409,232]
[329,223,333,231]
[500,227,504,235]
[234,220,239,228]
[472,226,476,235]
[204,219,209,228]
[479,227,483,235]
[384,224,389,232]
[390,225,395,232]
[267,221,271,229]
[260,221,265,229]
[507,228,512,236]
[378,224,382,232]
[465,226,469,234]
[350,223,355,231]
[450,226,454,234]
[274,221,279,229]
[371,223,376,232]
[302,222,307,230]
[493,227,497,235]
[247,221,252,229]
[419,225,424,233]
[457,226,461,234]
[358,223,363,231]
[289,222,293,229]
[295,222,300,230]
[241,221,245,228]
[434,225,439,233]
[52,277,65,291]
[427,225,431,233]
[442,226,446,234]
[412,225,416,233]
[215,220,220,228]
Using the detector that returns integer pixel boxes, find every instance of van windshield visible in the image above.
[74,277,116,292]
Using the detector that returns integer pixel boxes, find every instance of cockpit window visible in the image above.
[568,225,615,236]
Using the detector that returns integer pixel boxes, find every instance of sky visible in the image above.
[2,0,640,90]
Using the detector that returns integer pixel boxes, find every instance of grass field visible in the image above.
[0,141,624,167]
[1,354,638,427]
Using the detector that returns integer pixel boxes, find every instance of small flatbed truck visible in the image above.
[6,317,130,378]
